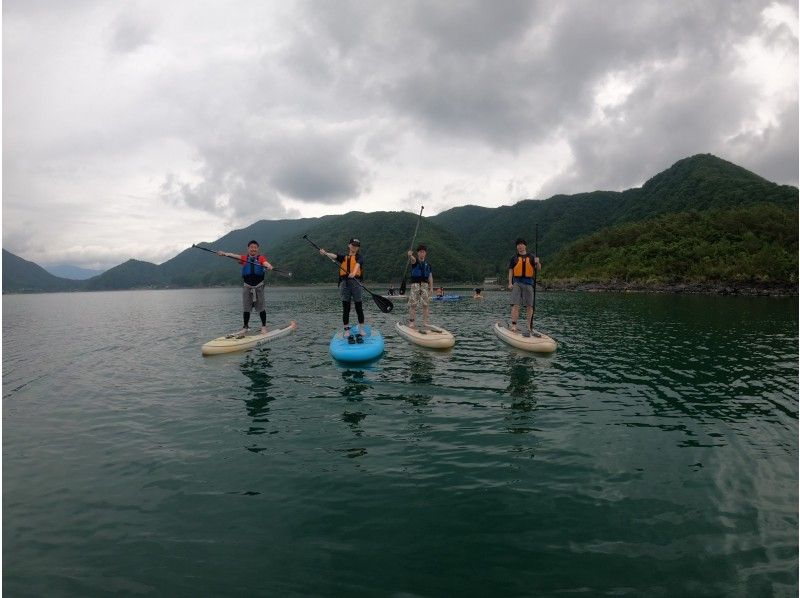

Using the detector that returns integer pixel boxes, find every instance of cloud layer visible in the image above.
[4,0,797,268]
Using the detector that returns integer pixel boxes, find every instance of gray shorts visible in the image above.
[510,281,534,307]
[339,278,364,302]
[242,283,265,312]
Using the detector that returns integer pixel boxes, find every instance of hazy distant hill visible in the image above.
[3,249,84,292]
[45,264,106,280]
[83,259,169,290]
[3,154,797,293]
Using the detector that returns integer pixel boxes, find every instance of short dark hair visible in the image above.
[248,240,259,247]
[515,238,526,246]
[416,244,427,251]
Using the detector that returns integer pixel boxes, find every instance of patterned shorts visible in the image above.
[408,283,430,308]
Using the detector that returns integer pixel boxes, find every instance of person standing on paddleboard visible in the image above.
[218,240,274,335]
[318,238,366,344]
[508,238,541,335]
[406,244,433,329]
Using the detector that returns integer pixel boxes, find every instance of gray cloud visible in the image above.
[2,0,797,269]
[160,125,368,222]
[108,8,155,53]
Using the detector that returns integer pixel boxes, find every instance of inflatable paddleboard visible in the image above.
[382,294,409,301]
[202,321,297,356]
[395,321,455,349]
[431,294,462,302]
[493,322,557,353]
[329,324,384,363]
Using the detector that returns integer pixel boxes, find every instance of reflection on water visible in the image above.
[2,289,796,597]
[239,349,275,453]
[340,369,371,400]
[408,349,435,385]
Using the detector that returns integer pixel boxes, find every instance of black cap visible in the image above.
[515,238,526,246]
[349,238,361,246]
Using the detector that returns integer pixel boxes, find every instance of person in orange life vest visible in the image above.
[318,238,366,344]
[406,244,433,329]
[507,237,541,335]
[218,240,274,335]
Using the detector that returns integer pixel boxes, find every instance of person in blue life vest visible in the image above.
[218,240,274,335]
[406,244,434,329]
[318,238,366,344]
[507,237,541,335]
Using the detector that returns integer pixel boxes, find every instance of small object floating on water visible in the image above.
[202,321,297,356]
[329,324,384,363]
[493,322,557,353]
[431,294,462,302]
[395,321,455,349]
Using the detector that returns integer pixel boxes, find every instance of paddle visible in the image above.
[302,235,394,313]
[399,205,425,295]
[191,244,293,277]
[530,224,538,331]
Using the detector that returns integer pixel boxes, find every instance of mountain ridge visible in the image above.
[4,154,797,293]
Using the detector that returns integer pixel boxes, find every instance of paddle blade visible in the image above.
[372,294,394,313]
[399,277,407,295]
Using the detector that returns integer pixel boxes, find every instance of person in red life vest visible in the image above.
[406,244,433,329]
[318,238,366,344]
[218,240,274,336]
[507,237,541,335]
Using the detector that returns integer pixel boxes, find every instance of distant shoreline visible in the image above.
[4,280,797,297]
[541,279,798,297]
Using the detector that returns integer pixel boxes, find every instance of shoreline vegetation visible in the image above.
[541,279,798,297]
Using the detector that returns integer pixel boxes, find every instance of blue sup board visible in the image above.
[329,324,384,363]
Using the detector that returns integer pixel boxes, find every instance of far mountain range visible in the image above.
[4,154,797,294]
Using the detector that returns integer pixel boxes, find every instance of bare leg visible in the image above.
[510,305,519,332]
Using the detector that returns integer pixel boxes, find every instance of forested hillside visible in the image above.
[4,154,797,294]
[431,154,797,277]
[545,204,798,285]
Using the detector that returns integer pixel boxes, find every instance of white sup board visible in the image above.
[493,322,556,353]
[395,321,455,349]
[202,321,297,355]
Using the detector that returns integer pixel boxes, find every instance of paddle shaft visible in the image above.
[530,225,538,329]
[191,244,292,277]
[399,206,425,292]
[302,235,394,313]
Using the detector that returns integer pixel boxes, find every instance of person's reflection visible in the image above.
[505,353,538,435]
[398,348,435,409]
[239,350,274,448]
[340,369,370,456]
[409,349,434,385]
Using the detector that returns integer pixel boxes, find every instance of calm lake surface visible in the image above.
[3,287,798,597]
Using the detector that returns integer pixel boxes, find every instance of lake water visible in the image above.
[3,287,798,597]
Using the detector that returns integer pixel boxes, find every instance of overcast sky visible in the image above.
[3,0,798,269]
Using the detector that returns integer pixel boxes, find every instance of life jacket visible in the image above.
[512,254,535,278]
[241,255,266,283]
[338,254,362,281]
[410,260,432,282]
